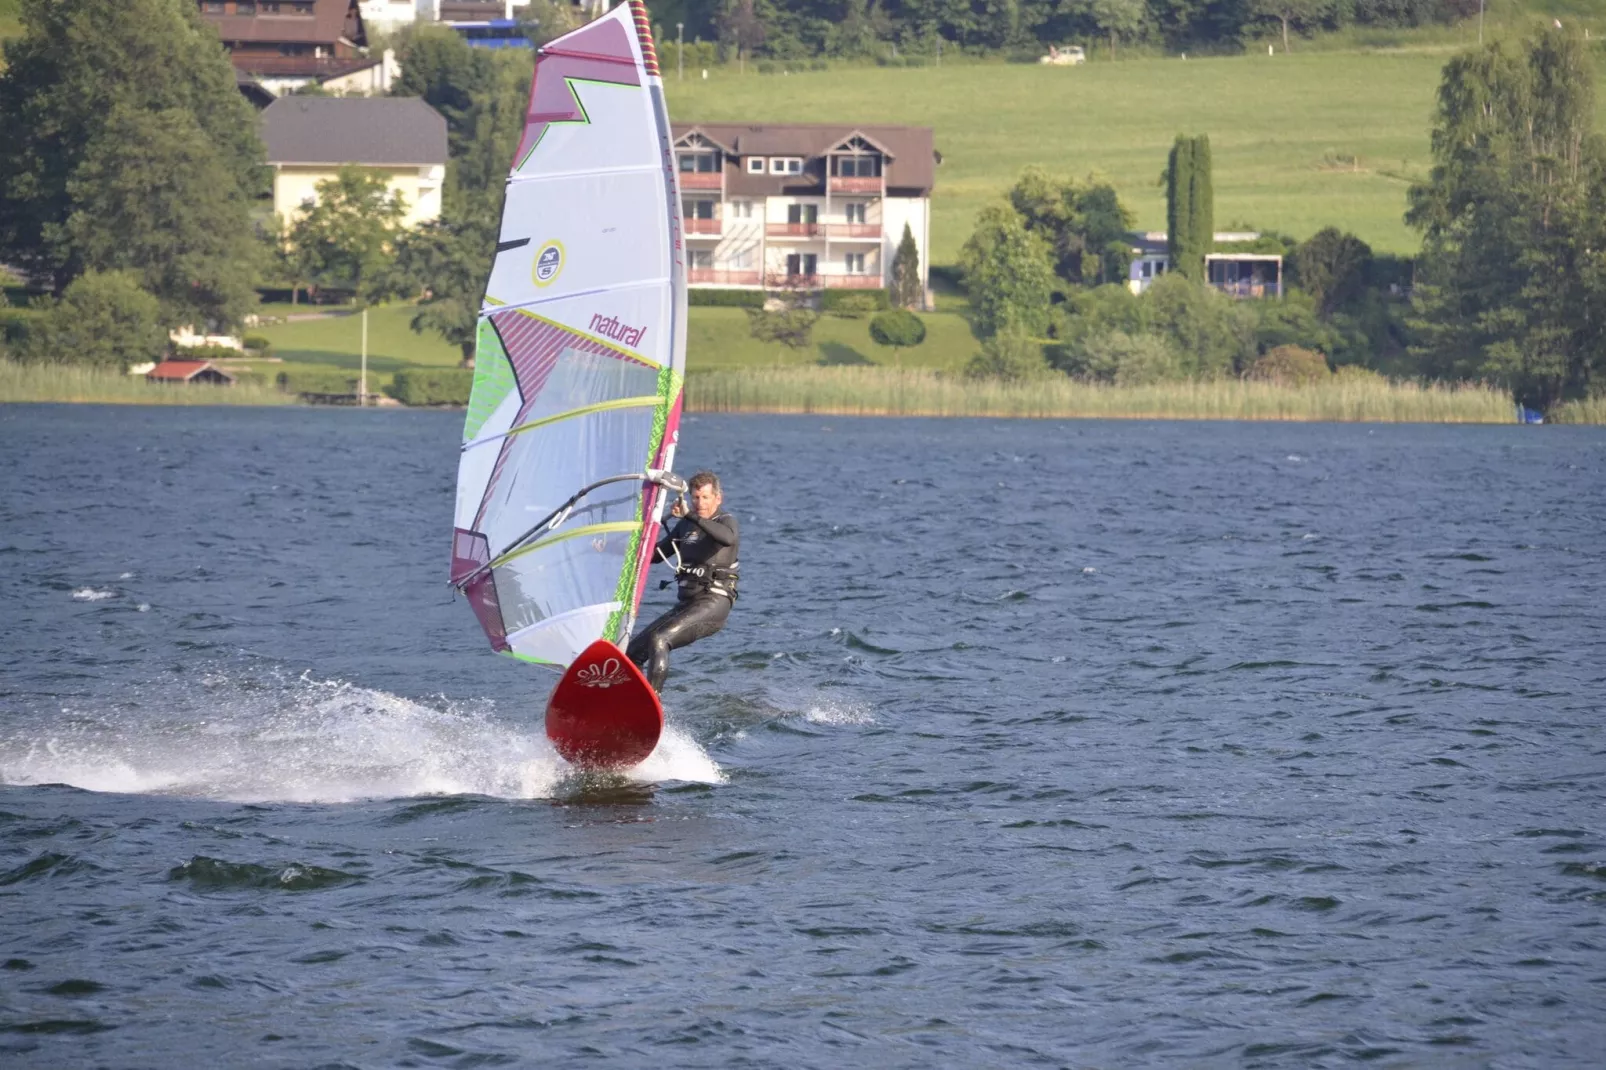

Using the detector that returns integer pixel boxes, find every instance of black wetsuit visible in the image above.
[626,510,739,691]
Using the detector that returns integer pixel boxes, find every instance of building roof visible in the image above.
[261,97,448,166]
[671,123,936,195]
[148,361,236,382]
[200,0,366,47]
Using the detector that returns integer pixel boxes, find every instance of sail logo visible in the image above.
[576,657,630,689]
[532,241,564,287]
[589,313,648,349]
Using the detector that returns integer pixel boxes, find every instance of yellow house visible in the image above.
[261,96,448,230]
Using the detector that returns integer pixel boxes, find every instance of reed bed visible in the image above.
[686,367,1519,423]
[0,361,295,406]
[1550,395,1606,424]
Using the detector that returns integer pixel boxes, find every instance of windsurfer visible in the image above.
[627,471,739,691]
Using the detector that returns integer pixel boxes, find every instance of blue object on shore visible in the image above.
[1518,405,1544,424]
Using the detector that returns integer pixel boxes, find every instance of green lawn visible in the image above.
[689,306,979,370]
[253,303,461,387]
[666,45,1606,262]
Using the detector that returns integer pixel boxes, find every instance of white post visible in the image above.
[359,307,368,406]
[677,23,684,81]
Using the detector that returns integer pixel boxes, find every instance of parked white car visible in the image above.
[1040,45,1086,66]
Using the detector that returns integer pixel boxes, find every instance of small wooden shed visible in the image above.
[146,361,237,386]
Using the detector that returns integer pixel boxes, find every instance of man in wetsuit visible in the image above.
[627,470,739,692]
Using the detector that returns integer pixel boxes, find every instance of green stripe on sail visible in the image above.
[465,319,518,441]
[497,395,661,443]
[492,521,641,570]
[604,364,684,645]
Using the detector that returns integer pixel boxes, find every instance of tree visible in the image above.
[285,168,408,301]
[1008,166,1134,286]
[889,223,923,309]
[1086,0,1145,60]
[1250,0,1332,53]
[17,270,166,370]
[1406,29,1606,408]
[1247,344,1331,384]
[0,0,263,323]
[965,327,1049,381]
[868,309,926,363]
[746,299,818,360]
[718,0,767,60]
[1293,227,1373,317]
[958,203,1056,337]
[374,217,496,365]
[1165,134,1213,281]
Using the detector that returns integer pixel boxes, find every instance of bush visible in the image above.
[965,329,1049,382]
[278,368,359,395]
[689,288,766,308]
[390,368,474,406]
[821,289,888,316]
[868,309,927,349]
[17,270,167,371]
[1247,345,1331,385]
[1067,330,1185,385]
[242,334,273,353]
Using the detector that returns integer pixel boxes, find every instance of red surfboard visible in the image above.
[545,639,664,770]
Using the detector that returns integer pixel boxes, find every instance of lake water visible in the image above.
[2,405,1604,1067]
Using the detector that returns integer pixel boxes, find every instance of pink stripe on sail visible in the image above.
[514,12,642,168]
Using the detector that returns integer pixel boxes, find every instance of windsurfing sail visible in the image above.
[450,0,686,669]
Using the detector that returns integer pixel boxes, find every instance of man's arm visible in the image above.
[685,512,737,547]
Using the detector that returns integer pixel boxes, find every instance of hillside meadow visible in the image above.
[665,45,1606,264]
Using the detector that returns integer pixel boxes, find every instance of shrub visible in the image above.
[173,344,244,362]
[689,288,766,308]
[964,329,1049,382]
[821,289,888,316]
[16,271,168,370]
[390,368,474,406]
[278,368,359,395]
[868,309,926,349]
[1066,330,1185,385]
[242,334,273,353]
[1247,345,1331,385]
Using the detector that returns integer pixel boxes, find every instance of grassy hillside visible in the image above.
[0,0,18,43]
[666,45,1606,263]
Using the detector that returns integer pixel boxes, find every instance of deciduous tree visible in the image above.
[958,204,1056,337]
[285,168,408,301]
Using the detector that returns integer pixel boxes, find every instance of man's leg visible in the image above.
[626,596,731,691]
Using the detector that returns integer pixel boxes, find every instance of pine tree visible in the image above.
[1166,135,1213,281]
[889,222,923,309]
[1191,134,1214,279]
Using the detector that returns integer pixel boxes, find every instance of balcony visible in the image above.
[689,269,762,286]
[825,223,882,240]
[829,176,882,194]
[684,217,722,236]
[766,223,823,239]
[679,172,722,190]
[762,273,883,290]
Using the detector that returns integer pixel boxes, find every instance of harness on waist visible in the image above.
[660,563,739,601]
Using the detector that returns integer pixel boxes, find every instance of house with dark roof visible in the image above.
[670,123,936,301]
[261,96,449,228]
[198,0,396,97]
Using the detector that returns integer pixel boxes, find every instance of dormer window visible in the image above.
[769,157,803,175]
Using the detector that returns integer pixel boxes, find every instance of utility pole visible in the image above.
[359,306,368,406]
[677,23,683,81]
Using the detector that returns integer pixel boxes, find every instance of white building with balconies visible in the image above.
[671,123,935,304]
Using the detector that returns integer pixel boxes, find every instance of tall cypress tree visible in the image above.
[1166,136,1194,279]
[1191,134,1214,280]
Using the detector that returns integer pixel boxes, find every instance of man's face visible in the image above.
[690,483,722,518]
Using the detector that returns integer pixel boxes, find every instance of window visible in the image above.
[845,252,866,274]
[746,157,765,174]
[1140,261,1152,279]
[729,200,753,219]
[786,204,818,225]
[844,203,866,225]
[679,152,718,173]
[690,250,713,269]
[731,248,755,269]
[203,0,226,11]
[685,200,714,220]
[769,157,802,175]
[836,155,882,178]
[235,1,256,13]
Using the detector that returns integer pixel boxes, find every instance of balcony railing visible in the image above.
[829,176,883,193]
[766,222,823,239]
[679,172,722,190]
[689,269,762,286]
[684,218,722,235]
[825,223,882,240]
[762,273,884,290]
[230,55,376,77]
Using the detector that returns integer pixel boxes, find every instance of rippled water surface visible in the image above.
[2,405,1604,1067]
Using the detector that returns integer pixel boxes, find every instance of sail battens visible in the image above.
[462,395,663,453]
[452,3,686,669]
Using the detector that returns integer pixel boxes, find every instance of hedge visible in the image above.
[821,289,889,316]
[689,288,766,308]
[174,344,244,362]
[278,368,359,395]
[390,368,474,406]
